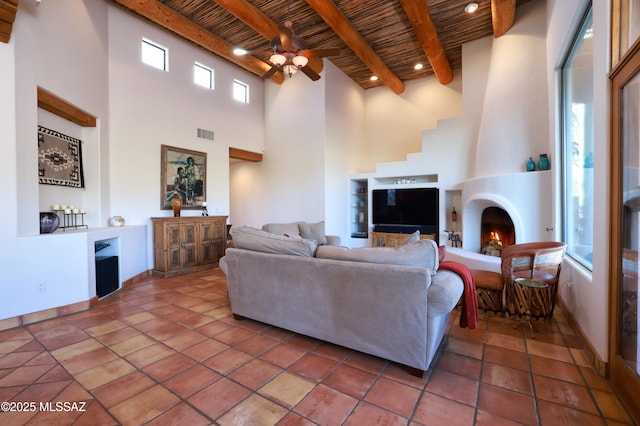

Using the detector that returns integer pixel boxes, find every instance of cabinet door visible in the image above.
[199,221,225,265]
[181,222,199,268]
[166,223,184,271]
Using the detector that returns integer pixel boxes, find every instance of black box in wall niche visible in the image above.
[96,256,119,298]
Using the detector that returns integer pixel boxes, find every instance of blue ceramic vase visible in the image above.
[526,157,536,172]
[538,154,549,171]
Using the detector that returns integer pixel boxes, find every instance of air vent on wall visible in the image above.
[197,128,214,141]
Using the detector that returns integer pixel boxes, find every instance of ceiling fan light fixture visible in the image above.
[283,64,298,77]
[414,63,424,70]
[464,2,479,13]
[292,55,308,68]
[370,75,378,81]
[270,53,287,66]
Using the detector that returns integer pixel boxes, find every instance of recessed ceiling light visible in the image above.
[414,63,424,70]
[464,2,479,13]
[233,48,247,56]
[370,75,378,81]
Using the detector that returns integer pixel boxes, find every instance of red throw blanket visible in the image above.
[438,260,478,329]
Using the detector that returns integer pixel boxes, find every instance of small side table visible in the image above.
[513,278,548,338]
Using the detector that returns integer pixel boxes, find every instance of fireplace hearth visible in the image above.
[480,207,515,256]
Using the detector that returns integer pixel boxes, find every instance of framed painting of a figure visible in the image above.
[160,145,206,209]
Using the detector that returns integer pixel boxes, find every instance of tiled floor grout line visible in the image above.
[523,332,542,426]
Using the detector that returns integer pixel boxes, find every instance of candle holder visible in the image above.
[53,209,88,231]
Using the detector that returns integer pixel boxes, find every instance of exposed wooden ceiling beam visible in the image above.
[37,87,97,127]
[399,0,453,85]
[229,147,263,162]
[0,0,18,43]
[213,0,324,74]
[304,0,405,94]
[110,0,284,84]
[491,0,516,37]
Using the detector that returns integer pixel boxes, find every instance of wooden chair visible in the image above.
[470,269,505,314]
[502,242,567,319]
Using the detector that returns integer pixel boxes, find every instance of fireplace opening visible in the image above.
[480,207,515,256]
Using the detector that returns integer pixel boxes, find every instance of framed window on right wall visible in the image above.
[561,6,594,270]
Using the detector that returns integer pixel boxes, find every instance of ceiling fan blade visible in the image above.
[278,24,292,49]
[262,66,280,79]
[301,48,341,58]
[301,65,321,81]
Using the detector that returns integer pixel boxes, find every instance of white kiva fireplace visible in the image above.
[459,170,553,254]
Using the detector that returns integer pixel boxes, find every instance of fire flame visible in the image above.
[490,231,502,245]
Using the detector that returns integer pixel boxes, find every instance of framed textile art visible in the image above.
[160,144,206,209]
[38,126,85,188]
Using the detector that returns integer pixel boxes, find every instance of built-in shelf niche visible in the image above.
[373,174,438,186]
[350,178,368,238]
[94,237,119,257]
[444,189,462,232]
[94,237,120,298]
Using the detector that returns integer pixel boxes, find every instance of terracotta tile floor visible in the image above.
[0,268,636,425]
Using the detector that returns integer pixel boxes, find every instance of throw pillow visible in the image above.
[316,239,439,275]
[231,226,318,257]
[262,222,302,237]
[438,245,446,263]
[401,230,420,245]
[298,221,328,245]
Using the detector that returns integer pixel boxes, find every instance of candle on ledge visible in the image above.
[68,205,75,210]
[60,205,67,210]
[52,204,60,210]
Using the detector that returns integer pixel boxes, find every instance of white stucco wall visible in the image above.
[106,6,265,266]
[229,64,327,229]
[361,72,463,172]
[2,1,117,319]
[475,1,550,177]
[1,1,266,321]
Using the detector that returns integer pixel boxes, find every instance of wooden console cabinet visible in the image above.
[371,231,436,247]
[151,216,227,278]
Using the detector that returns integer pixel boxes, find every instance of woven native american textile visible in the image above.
[38,126,85,188]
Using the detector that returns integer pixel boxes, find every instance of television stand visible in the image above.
[371,231,437,247]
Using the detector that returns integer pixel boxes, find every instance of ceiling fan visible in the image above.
[261,21,340,81]
[234,0,340,81]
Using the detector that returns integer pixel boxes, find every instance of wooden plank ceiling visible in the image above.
[109,0,535,94]
[2,0,535,94]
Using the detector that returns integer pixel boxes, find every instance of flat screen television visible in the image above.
[372,188,439,235]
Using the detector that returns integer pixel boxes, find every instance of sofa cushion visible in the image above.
[298,221,328,245]
[428,270,464,315]
[316,239,439,275]
[261,222,302,237]
[231,226,318,257]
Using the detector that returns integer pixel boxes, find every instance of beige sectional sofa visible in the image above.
[220,224,464,376]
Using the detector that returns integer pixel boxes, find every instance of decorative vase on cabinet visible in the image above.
[171,195,182,217]
[538,154,549,171]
